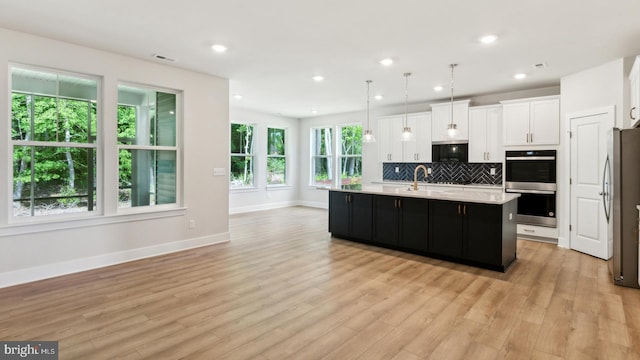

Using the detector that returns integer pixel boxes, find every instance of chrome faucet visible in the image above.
[413,165,429,190]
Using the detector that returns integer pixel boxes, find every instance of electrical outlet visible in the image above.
[188,220,196,229]
[509,213,513,220]
[213,168,226,176]
[490,168,496,175]
[395,167,400,173]
[427,167,432,174]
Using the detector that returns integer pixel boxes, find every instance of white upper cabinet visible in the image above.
[403,112,432,162]
[378,112,432,163]
[468,105,502,163]
[378,116,404,162]
[501,95,560,146]
[430,100,470,142]
[629,56,640,128]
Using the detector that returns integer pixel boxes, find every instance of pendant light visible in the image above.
[447,64,458,138]
[401,72,414,141]
[363,80,376,143]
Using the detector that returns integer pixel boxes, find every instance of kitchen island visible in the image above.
[328,185,520,271]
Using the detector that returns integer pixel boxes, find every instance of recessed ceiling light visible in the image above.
[211,44,227,53]
[374,95,383,100]
[311,109,318,114]
[379,58,393,66]
[433,85,444,92]
[514,73,527,80]
[312,75,324,82]
[480,35,498,44]
[233,94,243,100]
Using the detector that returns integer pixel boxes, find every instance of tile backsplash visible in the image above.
[383,162,502,185]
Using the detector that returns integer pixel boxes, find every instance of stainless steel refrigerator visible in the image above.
[607,127,640,288]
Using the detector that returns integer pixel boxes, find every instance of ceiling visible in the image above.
[1,1,640,119]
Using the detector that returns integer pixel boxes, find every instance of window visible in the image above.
[309,124,363,187]
[310,127,333,186]
[117,84,178,208]
[267,127,286,185]
[230,123,255,188]
[11,67,98,217]
[338,124,363,186]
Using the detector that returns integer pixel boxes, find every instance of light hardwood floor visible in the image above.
[1,206,639,359]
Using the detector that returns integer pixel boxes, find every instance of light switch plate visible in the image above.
[395,167,400,173]
[490,168,496,175]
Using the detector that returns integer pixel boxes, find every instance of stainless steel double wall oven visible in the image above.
[505,150,557,227]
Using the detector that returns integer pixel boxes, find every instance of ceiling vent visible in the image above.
[152,54,176,63]
[533,62,547,69]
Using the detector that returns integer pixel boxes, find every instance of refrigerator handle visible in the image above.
[602,155,611,222]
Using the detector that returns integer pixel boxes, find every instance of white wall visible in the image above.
[229,108,300,213]
[558,57,631,248]
[0,28,230,287]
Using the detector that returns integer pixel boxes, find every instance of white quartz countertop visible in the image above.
[370,180,503,190]
[334,185,519,205]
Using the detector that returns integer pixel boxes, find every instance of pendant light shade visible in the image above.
[363,80,376,143]
[448,64,458,138]
[401,72,414,142]
[447,123,458,137]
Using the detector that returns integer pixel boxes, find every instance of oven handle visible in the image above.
[505,189,556,195]
[505,156,556,161]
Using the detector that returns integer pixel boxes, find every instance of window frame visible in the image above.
[309,124,363,189]
[336,123,363,187]
[309,126,334,188]
[229,122,257,190]
[116,81,183,214]
[8,64,102,223]
[266,127,288,187]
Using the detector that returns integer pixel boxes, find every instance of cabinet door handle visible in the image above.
[631,107,636,120]
[463,205,467,216]
[530,133,533,143]
[398,199,402,208]
[394,199,398,208]
[457,204,461,215]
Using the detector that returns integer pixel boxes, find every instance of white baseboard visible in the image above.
[0,232,229,289]
[230,200,301,214]
[297,201,328,209]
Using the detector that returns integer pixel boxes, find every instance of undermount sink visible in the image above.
[405,187,444,193]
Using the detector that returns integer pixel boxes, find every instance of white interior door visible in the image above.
[569,107,614,259]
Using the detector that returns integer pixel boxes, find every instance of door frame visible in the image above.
[567,106,615,259]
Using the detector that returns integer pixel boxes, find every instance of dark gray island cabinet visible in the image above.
[328,186,519,272]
